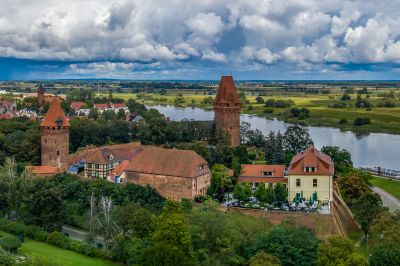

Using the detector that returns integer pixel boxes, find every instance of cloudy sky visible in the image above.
[1,0,400,80]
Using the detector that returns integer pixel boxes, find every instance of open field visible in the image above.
[104,90,400,134]
[369,176,400,200]
[0,231,117,266]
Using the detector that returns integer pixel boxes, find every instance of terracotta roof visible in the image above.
[84,148,138,164]
[240,164,286,178]
[239,177,288,183]
[29,166,59,174]
[70,101,86,110]
[214,76,241,105]
[288,145,334,176]
[112,103,127,108]
[0,113,14,119]
[40,97,70,127]
[94,104,109,109]
[108,160,129,177]
[125,147,209,178]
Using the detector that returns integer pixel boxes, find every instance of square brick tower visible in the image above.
[214,76,241,146]
[37,84,45,106]
[40,97,70,170]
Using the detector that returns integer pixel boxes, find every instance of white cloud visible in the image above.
[1,0,400,77]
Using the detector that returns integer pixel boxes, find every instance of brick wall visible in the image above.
[41,127,69,170]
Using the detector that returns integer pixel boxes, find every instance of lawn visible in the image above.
[0,229,118,266]
[369,176,400,200]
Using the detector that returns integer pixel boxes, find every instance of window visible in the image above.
[296,178,301,187]
[56,150,59,156]
[87,163,92,168]
[199,164,204,171]
[95,164,99,169]
[304,167,317,173]
[313,179,318,187]
[263,171,273,176]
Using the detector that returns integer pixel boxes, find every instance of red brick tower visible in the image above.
[37,84,45,106]
[40,97,70,170]
[214,76,241,146]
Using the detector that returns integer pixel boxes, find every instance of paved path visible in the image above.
[371,186,400,212]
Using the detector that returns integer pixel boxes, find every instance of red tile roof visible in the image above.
[240,164,286,178]
[70,101,86,110]
[84,148,138,164]
[288,145,334,176]
[214,76,241,105]
[239,177,288,183]
[94,104,109,109]
[125,147,209,178]
[40,97,70,127]
[29,166,59,174]
[112,103,127,108]
[108,160,129,177]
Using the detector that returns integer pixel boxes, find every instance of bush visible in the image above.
[47,231,69,249]
[339,118,348,124]
[263,108,274,114]
[353,117,371,126]
[0,235,21,253]
[341,94,351,101]
[0,247,12,265]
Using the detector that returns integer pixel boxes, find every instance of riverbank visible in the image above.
[106,91,400,135]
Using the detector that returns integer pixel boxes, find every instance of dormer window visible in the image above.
[198,164,204,171]
[304,167,317,173]
[262,171,273,176]
[55,116,63,128]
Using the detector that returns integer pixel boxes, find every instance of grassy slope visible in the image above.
[105,91,400,134]
[369,176,400,200]
[17,237,117,266]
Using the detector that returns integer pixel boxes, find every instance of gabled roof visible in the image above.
[112,103,127,108]
[239,164,286,178]
[94,104,109,109]
[288,145,334,175]
[214,76,241,105]
[108,160,130,177]
[125,147,209,178]
[70,101,86,110]
[40,97,70,127]
[84,148,138,164]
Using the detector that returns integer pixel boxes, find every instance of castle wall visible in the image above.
[214,105,241,146]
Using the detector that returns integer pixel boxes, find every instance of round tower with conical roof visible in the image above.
[40,97,70,170]
[214,76,241,146]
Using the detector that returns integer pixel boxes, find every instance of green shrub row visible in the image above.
[0,219,109,260]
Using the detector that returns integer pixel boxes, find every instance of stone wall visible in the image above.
[126,171,211,200]
[224,207,341,239]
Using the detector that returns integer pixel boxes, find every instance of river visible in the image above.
[149,105,400,170]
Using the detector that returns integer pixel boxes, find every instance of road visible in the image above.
[371,186,400,212]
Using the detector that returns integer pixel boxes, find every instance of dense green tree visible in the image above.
[211,164,232,201]
[321,146,353,174]
[248,251,281,266]
[255,96,265,104]
[153,201,193,258]
[369,242,400,266]
[88,108,99,120]
[337,173,370,206]
[21,179,67,231]
[247,226,319,266]
[265,184,276,204]
[265,131,286,164]
[114,203,156,239]
[317,236,367,266]
[255,184,268,204]
[274,183,287,203]
[283,126,313,155]
[233,182,253,204]
[140,242,197,266]
[0,157,28,218]
[353,192,385,237]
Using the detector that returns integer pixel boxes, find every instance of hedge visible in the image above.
[0,219,109,260]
